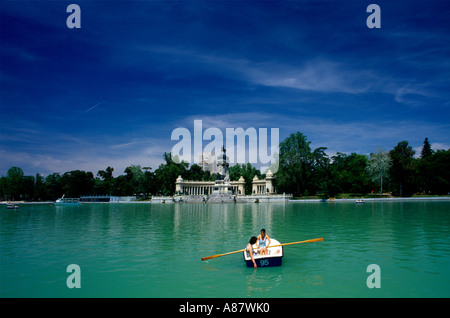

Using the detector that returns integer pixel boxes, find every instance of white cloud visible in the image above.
[243,60,372,94]
[126,45,374,95]
[394,84,435,107]
[431,143,450,151]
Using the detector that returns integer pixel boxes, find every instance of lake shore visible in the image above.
[2,196,450,205]
[289,196,450,202]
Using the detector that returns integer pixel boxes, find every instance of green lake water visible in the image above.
[1,201,449,298]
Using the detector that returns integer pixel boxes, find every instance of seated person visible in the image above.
[256,228,271,256]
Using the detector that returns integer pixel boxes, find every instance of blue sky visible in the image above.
[1,0,449,176]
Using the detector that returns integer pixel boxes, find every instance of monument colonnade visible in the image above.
[175,171,275,196]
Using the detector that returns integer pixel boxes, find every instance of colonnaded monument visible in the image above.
[152,147,291,203]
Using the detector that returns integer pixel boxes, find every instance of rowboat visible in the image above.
[6,204,19,210]
[243,238,283,267]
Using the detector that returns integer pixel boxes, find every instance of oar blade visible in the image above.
[284,237,323,246]
[201,248,245,261]
[201,255,218,261]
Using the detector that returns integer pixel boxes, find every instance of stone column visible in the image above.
[266,170,274,194]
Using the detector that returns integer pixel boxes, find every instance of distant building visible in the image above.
[252,169,275,194]
[175,172,276,196]
[176,147,275,196]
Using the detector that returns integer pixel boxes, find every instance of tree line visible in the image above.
[1,133,449,201]
[276,133,450,197]
[1,153,208,201]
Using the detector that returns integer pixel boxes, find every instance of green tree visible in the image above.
[389,141,418,196]
[308,147,330,197]
[418,149,450,195]
[44,173,63,200]
[34,173,46,201]
[6,167,24,200]
[329,153,371,196]
[112,175,132,196]
[428,150,450,194]
[97,166,115,195]
[229,163,262,194]
[276,132,312,196]
[61,170,94,197]
[22,175,35,201]
[421,138,433,159]
[184,164,205,181]
[154,152,188,195]
[142,167,156,197]
[366,149,392,196]
[417,138,436,194]
[124,165,145,195]
[0,176,8,201]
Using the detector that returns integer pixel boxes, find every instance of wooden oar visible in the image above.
[201,248,246,261]
[268,237,324,248]
[201,237,323,261]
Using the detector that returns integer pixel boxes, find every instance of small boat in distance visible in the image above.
[6,203,19,210]
[54,195,82,206]
[356,199,365,204]
[243,238,283,267]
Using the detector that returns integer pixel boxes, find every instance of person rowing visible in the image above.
[246,236,258,268]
